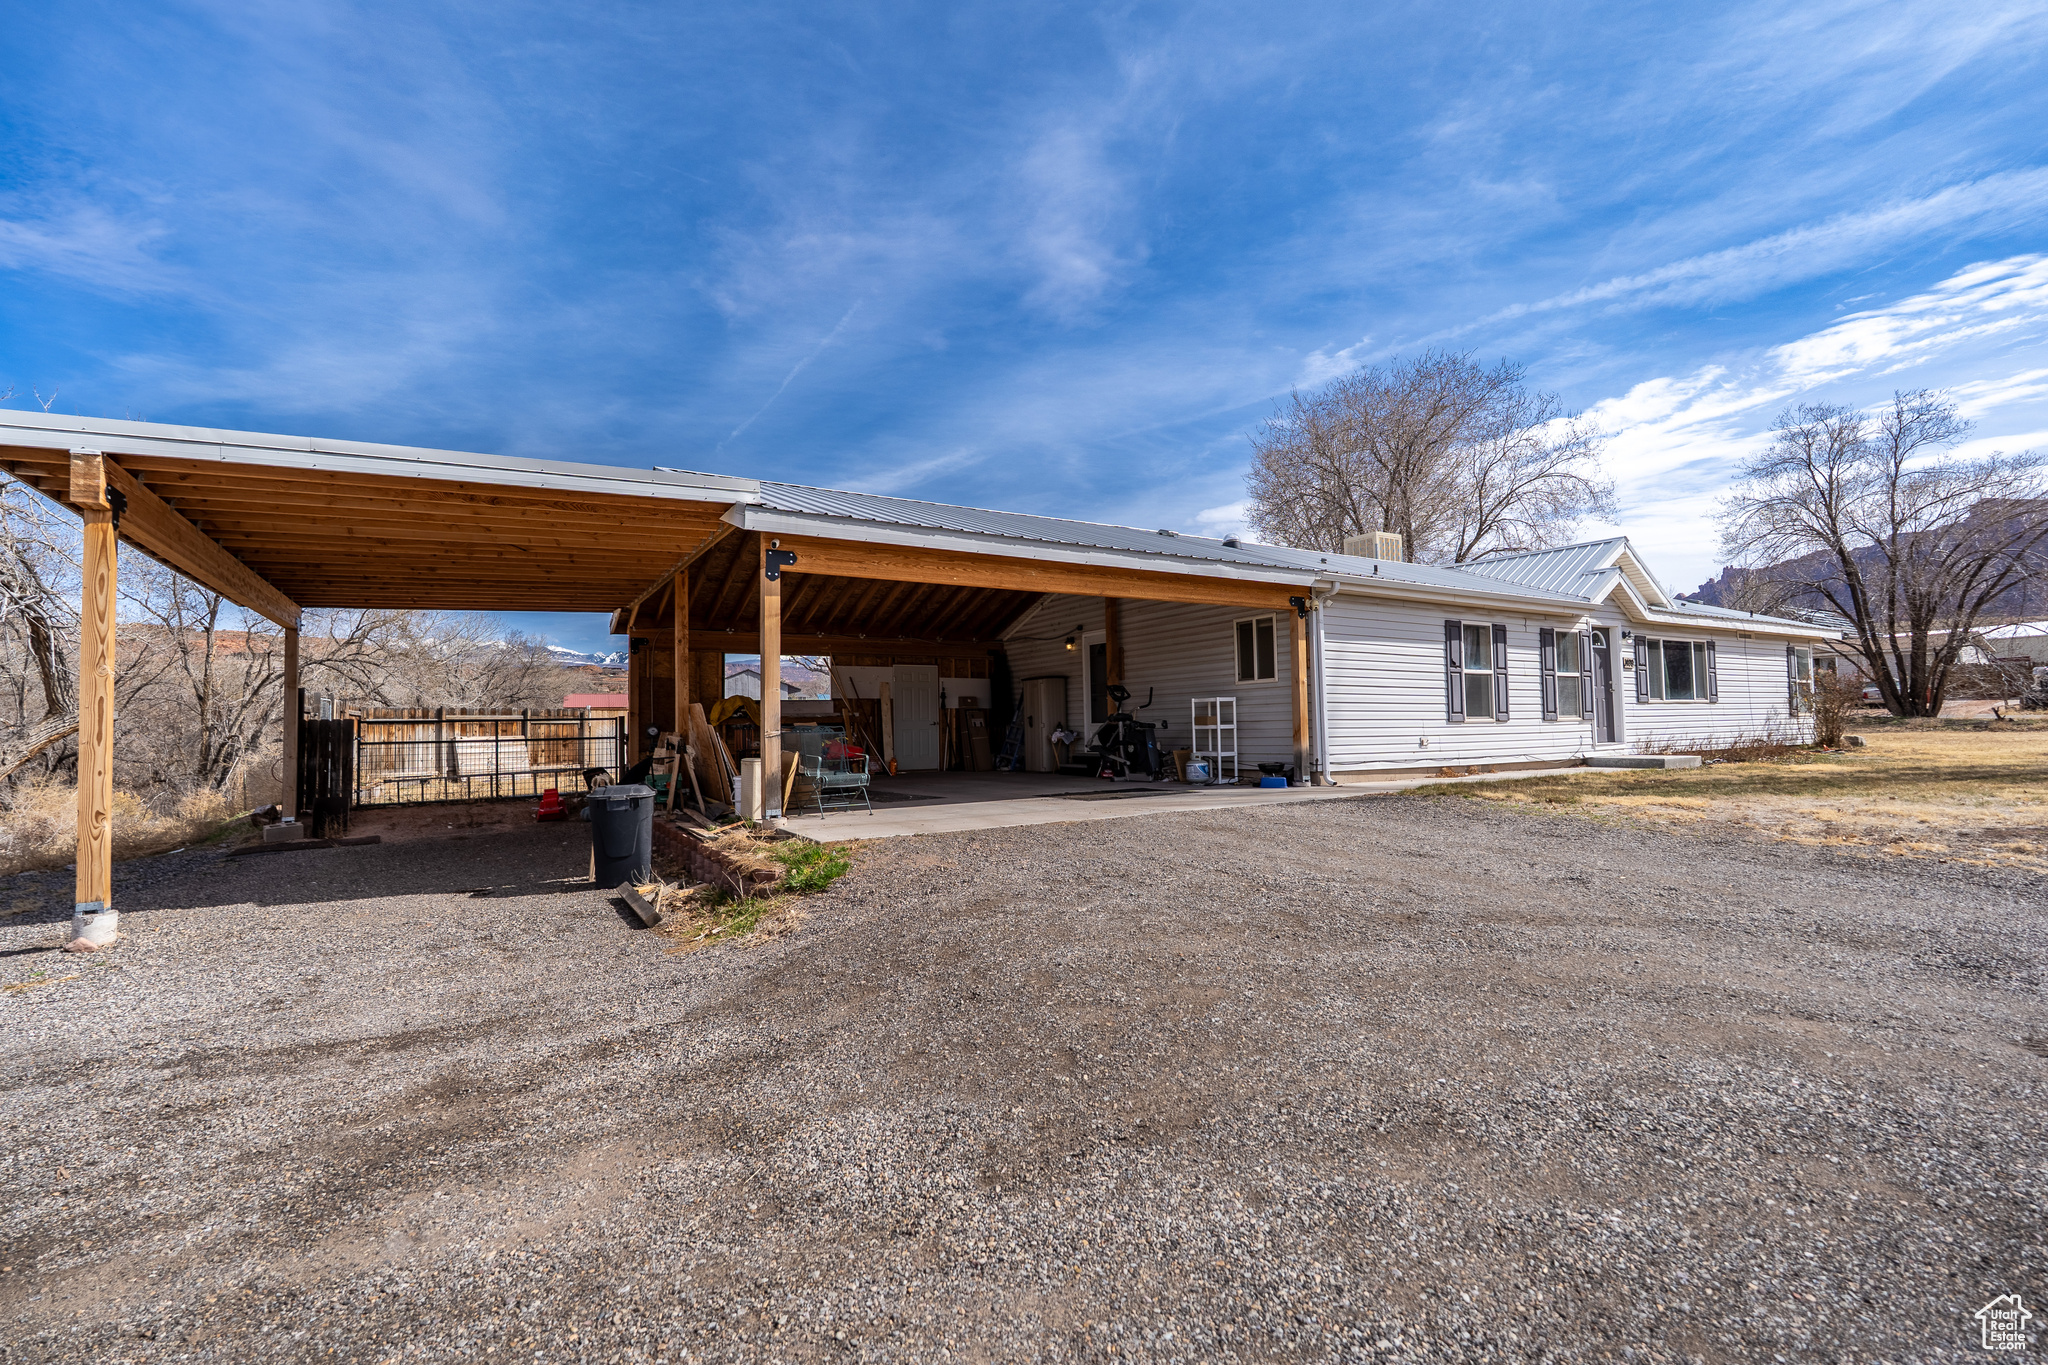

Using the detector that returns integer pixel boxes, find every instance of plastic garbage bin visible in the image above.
[587,783,656,885]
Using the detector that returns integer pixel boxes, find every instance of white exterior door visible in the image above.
[892,665,942,770]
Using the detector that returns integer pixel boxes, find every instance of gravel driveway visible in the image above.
[3,796,2044,1363]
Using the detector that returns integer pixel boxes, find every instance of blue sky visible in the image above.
[4,0,2046,655]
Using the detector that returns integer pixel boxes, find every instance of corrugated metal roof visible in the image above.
[752,481,1624,608]
[1452,540,1625,597]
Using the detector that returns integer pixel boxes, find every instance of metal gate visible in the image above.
[349,708,627,807]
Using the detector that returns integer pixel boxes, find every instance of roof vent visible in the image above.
[1344,531,1405,561]
[1222,536,1240,548]
[1155,528,1178,537]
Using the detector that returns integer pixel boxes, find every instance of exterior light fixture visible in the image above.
[1064,635,1077,651]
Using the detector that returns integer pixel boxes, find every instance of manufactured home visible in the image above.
[0,411,1833,922]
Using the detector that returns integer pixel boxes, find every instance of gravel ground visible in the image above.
[3,795,2045,1363]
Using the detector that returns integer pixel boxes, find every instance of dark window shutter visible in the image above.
[1786,644,1798,714]
[1539,627,1558,721]
[1635,636,1650,702]
[1706,640,1719,701]
[1445,620,1464,723]
[1492,623,1510,722]
[1579,630,1595,719]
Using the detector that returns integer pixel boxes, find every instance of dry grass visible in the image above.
[647,831,856,953]
[0,778,242,879]
[1425,720,2048,872]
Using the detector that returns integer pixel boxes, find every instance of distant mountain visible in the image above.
[547,644,628,668]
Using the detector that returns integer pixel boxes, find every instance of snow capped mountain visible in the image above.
[547,644,628,668]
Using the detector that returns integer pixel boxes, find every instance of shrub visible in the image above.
[1810,672,1858,748]
[0,778,236,876]
[1636,722,1804,764]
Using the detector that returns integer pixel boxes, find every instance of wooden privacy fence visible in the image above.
[348,707,628,807]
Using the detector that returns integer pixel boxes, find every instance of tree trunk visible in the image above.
[0,711,80,783]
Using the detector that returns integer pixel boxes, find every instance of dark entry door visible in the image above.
[1590,630,1615,743]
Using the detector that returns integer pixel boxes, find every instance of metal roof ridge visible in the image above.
[757,478,1258,542]
[0,410,764,497]
[1459,536,1629,565]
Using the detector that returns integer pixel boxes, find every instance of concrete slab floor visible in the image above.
[775,766,1551,840]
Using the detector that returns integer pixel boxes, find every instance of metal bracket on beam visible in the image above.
[1290,594,1310,619]
[764,549,798,581]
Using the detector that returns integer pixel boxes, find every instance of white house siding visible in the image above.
[1320,592,1812,773]
[1622,633,1811,750]
[1002,593,1302,768]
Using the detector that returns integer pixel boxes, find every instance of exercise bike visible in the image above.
[1087,684,1165,779]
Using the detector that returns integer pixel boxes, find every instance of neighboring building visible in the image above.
[1967,620,2048,665]
[722,662,829,701]
[563,692,628,712]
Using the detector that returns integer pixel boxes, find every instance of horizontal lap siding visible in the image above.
[1000,596,1103,733]
[1002,594,1299,766]
[1322,597,1599,769]
[1323,595,1814,768]
[1624,635,1809,747]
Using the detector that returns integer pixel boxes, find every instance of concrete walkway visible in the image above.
[778,767,1526,840]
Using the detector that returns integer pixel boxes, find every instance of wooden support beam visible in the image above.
[74,501,116,925]
[1291,609,1310,783]
[1104,597,1122,687]
[634,630,998,658]
[672,568,689,741]
[66,453,302,629]
[759,538,783,820]
[772,536,1299,610]
[626,640,644,763]
[282,628,300,819]
[620,522,740,623]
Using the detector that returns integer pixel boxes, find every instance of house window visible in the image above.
[1462,623,1494,719]
[1641,638,1717,702]
[1234,615,1277,683]
[1789,645,1814,714]
[1556,631,1583,718]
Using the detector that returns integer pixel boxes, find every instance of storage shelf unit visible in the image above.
[1191,697,1238,783]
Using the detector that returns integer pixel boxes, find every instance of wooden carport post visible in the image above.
[1290,602,1311,785]
[68,452,118,946]
[281,625,300,820]
[672,568,689,738]
[759,539,783,820]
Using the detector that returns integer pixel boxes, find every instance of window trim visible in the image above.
[1233,614,1279,685]
[1636,636,1720,703]
[1541,626,1591,723]
[1446,619,1508,723]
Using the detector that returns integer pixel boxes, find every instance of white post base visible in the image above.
[71,903,119,948]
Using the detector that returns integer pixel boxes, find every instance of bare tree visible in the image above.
[1719,390,2048,717]
[1245,350,1614,563]
[0,472,81,787]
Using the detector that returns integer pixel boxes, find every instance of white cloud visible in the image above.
[1187,500,1251,539]
[1580,254,2048,588]
[1770,255,2048,382]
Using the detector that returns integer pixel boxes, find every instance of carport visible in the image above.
[0,411,1319,930]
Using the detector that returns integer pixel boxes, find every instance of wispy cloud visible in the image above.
[0,202,176,294]
[1480,171,2048,328]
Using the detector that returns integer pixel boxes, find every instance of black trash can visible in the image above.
[587,783,656,885]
